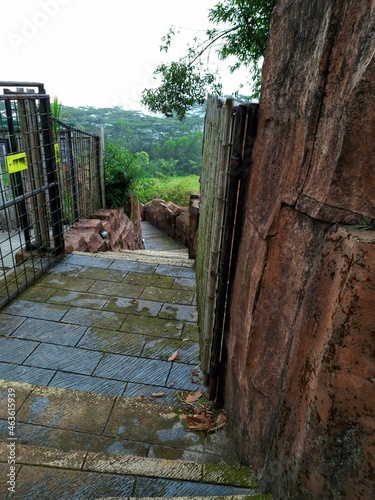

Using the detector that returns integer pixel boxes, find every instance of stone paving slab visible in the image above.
[25,343,103,375]
[159,303,198,322]
[97,497,267,500]
[18,285,57,302]
[0,439,256,490]
[0,381,31,418]
[38,274,96,292]
[84,453,202,482]
[15,385,115,434]
[109,260,159,275]
[61,306,127,330]
[0,314,25,337]
[44,428,150,457]
[75,266,126,282]
[3,299,69,321]
[0,239,259,496]
[6,464,135,500]
[48,289,109,309]
[0,380,242,466]
[0,448,261,499]
[13,318,86,346]
[87,280,144,298]
[77,327,147,356]
[106,250,194,268]
[49,371,126,396]
[0,384,258,498]
[119,314,186,337]
[0,363,55,386]
[140,286,195,305]
[142,337,199,364]
[123,272,174,288]
[0,337,39,364]
[130,477,255,498]
[155,265,196,278]
[93,353,171,385]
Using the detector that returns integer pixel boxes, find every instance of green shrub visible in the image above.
[104,142,145,208]
[134,175,200,206]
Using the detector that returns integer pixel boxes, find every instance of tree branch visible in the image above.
[186,26,240,67]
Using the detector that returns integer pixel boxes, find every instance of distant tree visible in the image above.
[104,142,145,208]
[60,104,204,150]
[141,0,276,119]
[60,104,205,177]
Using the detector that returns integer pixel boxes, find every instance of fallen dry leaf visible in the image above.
[175,326,183,330]
[187,413,214,431]
[184,390,203,404]
[133,395,144,400]
[151,392,166,398]
[190,368,202,384]
[209,411,228,432]
[186,409,228,433]
[167,350,179,362]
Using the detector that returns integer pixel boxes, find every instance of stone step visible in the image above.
[0,441,258,488]
[0,380,234,462]
[122,248,190,258]
[75,249,195,268]
[97,496,269,499]
[0,379,265,499]
[0,442,265,499]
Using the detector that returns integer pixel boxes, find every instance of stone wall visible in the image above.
[143,197,199,258]
[64,205,143,253]
[224,0,375,498]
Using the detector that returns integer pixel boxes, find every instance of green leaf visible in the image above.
[142,0,276,118]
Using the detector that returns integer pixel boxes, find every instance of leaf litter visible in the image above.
[178,390,228,433]
[167,350,179,361]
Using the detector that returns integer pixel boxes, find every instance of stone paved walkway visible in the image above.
[0,251,200,402]
[0,224,262,498]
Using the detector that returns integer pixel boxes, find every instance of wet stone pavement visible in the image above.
[0,245,243,467]
[0,224,265,498]
[0,253,200,399]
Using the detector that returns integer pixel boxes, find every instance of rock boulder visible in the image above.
[224,1,375,497]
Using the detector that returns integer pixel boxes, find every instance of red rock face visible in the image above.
[64,206,144,253]
[143,198,198,254]
[224,0,375,497]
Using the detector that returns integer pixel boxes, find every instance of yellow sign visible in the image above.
[6,152,28,174]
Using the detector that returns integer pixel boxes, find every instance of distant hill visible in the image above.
[60,104,205,156]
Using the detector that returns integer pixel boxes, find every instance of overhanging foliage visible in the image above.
[141,0,277,119]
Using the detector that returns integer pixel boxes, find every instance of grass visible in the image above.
[134,175,200,206]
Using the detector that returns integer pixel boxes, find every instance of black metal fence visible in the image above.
[53,118,102,229]
[0,82,103,307]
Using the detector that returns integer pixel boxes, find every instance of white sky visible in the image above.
[1,0,253,111]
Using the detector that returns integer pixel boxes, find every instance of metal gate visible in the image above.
[196,95,258,404]
[53,118,103,228]
[0,82,64,307]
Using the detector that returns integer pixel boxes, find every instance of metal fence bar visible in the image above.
[53,118,102,230]
[0,87,63,306]
[40,96,64,255]
[0,82,102,307]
